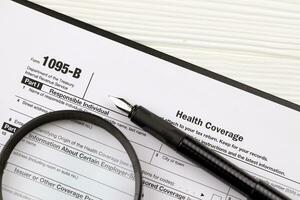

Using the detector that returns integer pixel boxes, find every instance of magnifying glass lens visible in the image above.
[2,119,135,200]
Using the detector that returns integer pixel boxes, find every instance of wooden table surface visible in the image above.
[32,0,300,105]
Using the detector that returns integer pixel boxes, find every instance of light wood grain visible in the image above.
[32,0,300,105]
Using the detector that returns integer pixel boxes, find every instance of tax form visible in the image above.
[0,0,300,199]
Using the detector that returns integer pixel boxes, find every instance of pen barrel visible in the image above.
[129,106,186,147]
[178,137,291,200]
[129,105,290,200]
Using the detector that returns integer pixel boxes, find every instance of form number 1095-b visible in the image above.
[42,56,82,79]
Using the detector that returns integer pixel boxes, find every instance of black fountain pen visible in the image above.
[109,96,291,200]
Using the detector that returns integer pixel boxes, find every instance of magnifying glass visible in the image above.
[0,110,142,200]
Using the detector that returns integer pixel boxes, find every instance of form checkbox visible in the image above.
[211,194,222,200]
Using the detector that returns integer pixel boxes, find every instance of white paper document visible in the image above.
[0,1,300,200]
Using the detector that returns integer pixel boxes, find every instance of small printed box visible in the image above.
[211,194,222,200]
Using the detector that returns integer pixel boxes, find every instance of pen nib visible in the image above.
[109,96,133,115]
